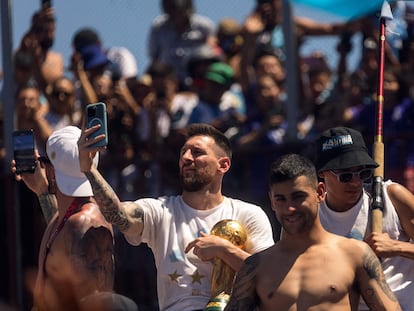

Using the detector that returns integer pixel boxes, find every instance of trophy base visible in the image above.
[204,292,230,311]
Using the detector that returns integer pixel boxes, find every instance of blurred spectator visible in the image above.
[297,52,345,142]
[187,62,245,138]
[351,68,414,186]
[243,0,353,62]
[15,4,64,100]
[240,45,286,114]
[186,44,223,94]
[216,18,244,83]
[15,83,51,155]
[148,0,216,90]
[233,73,286,240]
[44,76,81,129]
[70,27,139,109]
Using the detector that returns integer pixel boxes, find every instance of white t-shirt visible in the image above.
[125,195,274,311]
[319,180,414,310]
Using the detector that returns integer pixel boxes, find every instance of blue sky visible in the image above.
[3,0,358,76]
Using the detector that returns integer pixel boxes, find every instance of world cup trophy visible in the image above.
[204,219,247,311]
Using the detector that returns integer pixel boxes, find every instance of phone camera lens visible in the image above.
[88,106,96,118]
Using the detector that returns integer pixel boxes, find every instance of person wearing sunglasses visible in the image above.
[315,126,414,310]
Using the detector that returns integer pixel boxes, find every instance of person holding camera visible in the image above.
[15,2,64,98]
[11,126,128,311]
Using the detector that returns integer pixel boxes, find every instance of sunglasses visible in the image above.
[52,90,73,98]
[330,168,373,183]
[38,156,51,164]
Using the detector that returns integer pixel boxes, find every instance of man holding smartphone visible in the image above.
[78,123,274,311]
[12,126,137,311]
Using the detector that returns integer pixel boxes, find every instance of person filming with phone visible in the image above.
[78,122,274,310]
[11,126,137,311]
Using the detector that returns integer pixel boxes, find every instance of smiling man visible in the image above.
[225,153,401,311]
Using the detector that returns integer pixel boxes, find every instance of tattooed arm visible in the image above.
[224,254,259,311]
[38,193,58,223]
[355,241,402,311]
[78,126,144,236]
[83,167,145,237]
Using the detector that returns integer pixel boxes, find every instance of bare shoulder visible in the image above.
[70,203,113,231]
[335,233,368,256]
[61,203,114,290]
[387,182,414,207]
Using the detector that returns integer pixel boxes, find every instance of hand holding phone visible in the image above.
[13,130,36,174]
[85,102,108,147]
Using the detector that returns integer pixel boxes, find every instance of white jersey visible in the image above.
[125,195,274,311]
[319,180,414,310]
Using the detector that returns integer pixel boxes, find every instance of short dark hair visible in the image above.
[162,0,194,16]
[72,28,100,52]
[185,123,232,159]
[269,154,317,187]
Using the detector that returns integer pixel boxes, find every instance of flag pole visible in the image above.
[371,0,393,233]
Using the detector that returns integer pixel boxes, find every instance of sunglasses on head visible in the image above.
[330,168,373,183]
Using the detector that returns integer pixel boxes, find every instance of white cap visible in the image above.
[107,46,138,79]
[46,126,99,197]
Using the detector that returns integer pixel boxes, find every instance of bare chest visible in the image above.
[256,252,356,310]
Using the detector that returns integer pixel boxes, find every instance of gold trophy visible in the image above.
[204,219,247,311]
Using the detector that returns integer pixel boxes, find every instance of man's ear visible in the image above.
[218,157,231,173]
[317,182,326,202]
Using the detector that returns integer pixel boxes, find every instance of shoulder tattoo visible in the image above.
[362,247,397,303]
[225,254,260,311]
[69,226,114,290]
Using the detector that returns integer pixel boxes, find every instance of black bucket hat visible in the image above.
[315,127,379,172]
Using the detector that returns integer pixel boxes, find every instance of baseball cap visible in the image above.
[205,62,234,86]
[315,127,378,172]
[80,44,109,70]
[46,126,99,197]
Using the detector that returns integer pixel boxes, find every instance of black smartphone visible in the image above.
[85,102,108,147]
[13,129,36,174]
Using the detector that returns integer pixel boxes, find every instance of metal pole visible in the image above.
[283,0,298,142]
[1,0,23,308]
[371,0,393,233]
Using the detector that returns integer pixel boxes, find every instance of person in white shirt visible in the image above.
[78,123,274,311]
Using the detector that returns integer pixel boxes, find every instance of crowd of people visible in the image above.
[1,0,414,310]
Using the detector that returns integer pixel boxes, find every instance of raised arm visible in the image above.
[77,125,144,238]
[356,242,402,310]
[224,254,260,311]
[11,155,57,223]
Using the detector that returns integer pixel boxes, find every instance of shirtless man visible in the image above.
[15,3,64,95]
[12,126,115,311]
[224,154,401,311]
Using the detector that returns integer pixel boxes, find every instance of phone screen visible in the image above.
[13,130,36,174]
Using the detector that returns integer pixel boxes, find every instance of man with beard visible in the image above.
[225,154,401,311]
[77,123,274,311]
